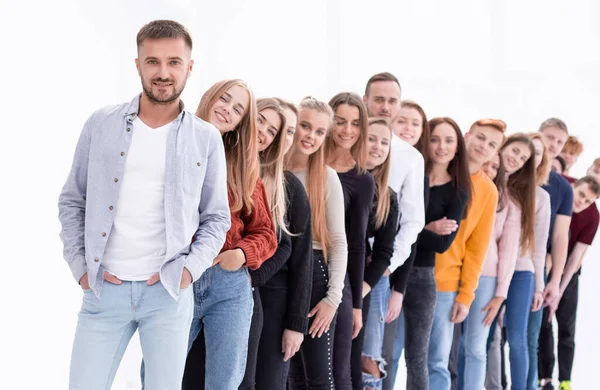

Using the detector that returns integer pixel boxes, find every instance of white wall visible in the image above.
[2,0,600,388]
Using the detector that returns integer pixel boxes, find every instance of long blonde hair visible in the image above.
[257,98,290,235]
[196,79,259,214]
[368,117,393,229]
[288,97,334,259]
[527,132,552,186]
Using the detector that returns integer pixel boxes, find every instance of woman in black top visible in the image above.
[391,117,471,390]
[358,117,400,390]
[325,92,375,389]
[253,99,314,390]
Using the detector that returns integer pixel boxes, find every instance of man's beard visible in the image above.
[142,75,187,105]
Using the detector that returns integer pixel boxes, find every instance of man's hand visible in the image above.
[282,329,304,362]
[543,279,560,307]
[352,308,363,339]
[385,291,404,323]
[451,301,469,324]
[424,217,458,235]
[308,300,337,338]
[547,298,560,322]
[104,272,122,285]
[79,273,90,290]
[531,291,544,312]
[214,249,246,271]
[482,296,505,326]
[147,267,192,288]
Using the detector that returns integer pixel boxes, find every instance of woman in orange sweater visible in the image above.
[182,79,278,389]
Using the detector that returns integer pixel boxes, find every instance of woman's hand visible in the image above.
[214,248,246,271]
[308,300,337,338]
[424,217,458,235]
[385,290,404,323]
[482,296,505,326]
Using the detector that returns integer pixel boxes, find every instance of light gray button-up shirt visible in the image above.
[58,94,231,299]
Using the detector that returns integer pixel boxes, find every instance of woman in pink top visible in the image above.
[457,133,537,390]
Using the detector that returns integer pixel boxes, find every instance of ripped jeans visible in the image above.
[362,275,390,389]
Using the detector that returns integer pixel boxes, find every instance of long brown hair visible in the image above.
[428,117,472,218]
[256,98,289,235]
[400,100,430,166]
[500,133,537,256]
[289,97,334,259]
[486,152,508,212]
[368,117,393,229]
[196,79,258,214]
[326,92,369,173]
[527,132,551,186]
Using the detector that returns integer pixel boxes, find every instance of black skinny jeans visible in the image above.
[288,250,336,390]
[539,273,579,381]
[333,274,354,390]
[255,284,290,390]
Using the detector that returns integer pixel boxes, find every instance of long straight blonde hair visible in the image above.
[367,117,393,229]
[287,97,334,259]
[196,79,259,214]
[257,98,290,235]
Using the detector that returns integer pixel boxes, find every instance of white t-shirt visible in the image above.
[102,117,175,280]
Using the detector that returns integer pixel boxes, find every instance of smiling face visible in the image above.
[540,126,568,159]
[366,122,392,169]
[501,141,532,175]
[429,122,458,166]
[256,108,282,152]
[207,85,250,133]
[560,149,580,171]
[332,104,361,150]
[281,107,297,155]
[293,108,331,156]
[573,182,598,213]
[465,125,504,166]
[136,38,193,104]
[587,162,600,182]
[482,153,501,180]
[392,107,423,146]
[364,81,401,119]
[532,138,545,169]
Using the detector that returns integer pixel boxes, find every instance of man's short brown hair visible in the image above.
[365,72,401,97]
[468,119,507,134]
[575,176,600,196]
[539,118,568,134]
[563,136,584,155]
[136,20,193,51]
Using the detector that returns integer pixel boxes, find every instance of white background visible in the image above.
[2,0,599,388]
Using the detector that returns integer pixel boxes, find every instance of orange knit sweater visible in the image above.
[434,170,499,307]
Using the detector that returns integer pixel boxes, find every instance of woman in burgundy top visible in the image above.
[182,79,278,389]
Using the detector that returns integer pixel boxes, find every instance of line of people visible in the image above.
[58,20,599,390]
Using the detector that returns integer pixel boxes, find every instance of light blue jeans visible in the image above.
[428,291,458,390]
[458,276,497,390]
[362,276,391,390]
[187,264,254,389]
[69,281,193,390]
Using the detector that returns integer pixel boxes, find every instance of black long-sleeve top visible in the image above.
[392,176,430,294]
[364,188,399,288]
[338,168,375,309]
[249,171,313,333]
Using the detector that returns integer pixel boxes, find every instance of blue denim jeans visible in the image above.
[69,281,193,390]
[505,271,534,390]
[457,276,497,390]
[361,275,390,389]
[527,274,546,390]
[186,264,253,389]
[428,290,458,390]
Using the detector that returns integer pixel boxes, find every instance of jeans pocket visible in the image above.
[216,263,245,273]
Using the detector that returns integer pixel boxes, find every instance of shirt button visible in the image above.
[94,258,99,262]
[109,206,113,211]
[121,152,125,156]
[197,162,201,166]
[114,178,119,182]
[101,232,106,237]
[126,128,131,132]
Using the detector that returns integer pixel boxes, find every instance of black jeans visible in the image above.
[182,288,262,390]
[350,293,371,390]
[289,250,336,390]
[333,274,353,390]
[449,323,462,390]
[255,284,289,390]
[539,273,579,381]
[381,267,437,390]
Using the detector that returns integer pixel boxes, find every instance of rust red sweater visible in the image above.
[221,178,277,269]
